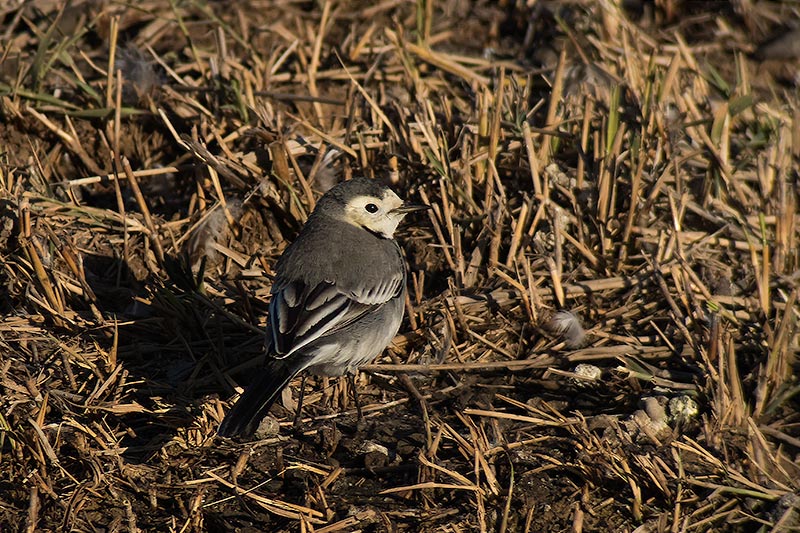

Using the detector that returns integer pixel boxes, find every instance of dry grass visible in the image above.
[1,1,799,531]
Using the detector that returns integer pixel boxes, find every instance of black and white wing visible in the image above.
[268,272,404,360]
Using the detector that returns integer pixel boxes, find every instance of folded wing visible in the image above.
[269,271,404,360]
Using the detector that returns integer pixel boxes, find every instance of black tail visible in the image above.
[217,360,300,438]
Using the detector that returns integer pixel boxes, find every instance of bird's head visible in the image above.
[318,178,429,239]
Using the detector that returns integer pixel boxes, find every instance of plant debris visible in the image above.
[1,1,798,531]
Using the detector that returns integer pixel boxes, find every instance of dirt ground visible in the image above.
[1,1,799,532]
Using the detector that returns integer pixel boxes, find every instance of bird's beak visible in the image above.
[391,203,431,214]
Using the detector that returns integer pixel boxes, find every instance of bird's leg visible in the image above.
[348,372,363,420]
[320,376,332,409]
[292,374,307,429]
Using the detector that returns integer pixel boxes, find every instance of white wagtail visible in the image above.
[217,177,428,437]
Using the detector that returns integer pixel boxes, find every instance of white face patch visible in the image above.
[342,190,406,238]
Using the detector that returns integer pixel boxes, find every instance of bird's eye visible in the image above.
[365,203,379,213]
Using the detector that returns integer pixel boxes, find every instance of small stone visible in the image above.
[359,441,389,469]
[623,397,672,443]
[572,364,602,385]
[254,416,280,439]
[668,395,699,424]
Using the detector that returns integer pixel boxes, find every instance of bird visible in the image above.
[217,177,428,438]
